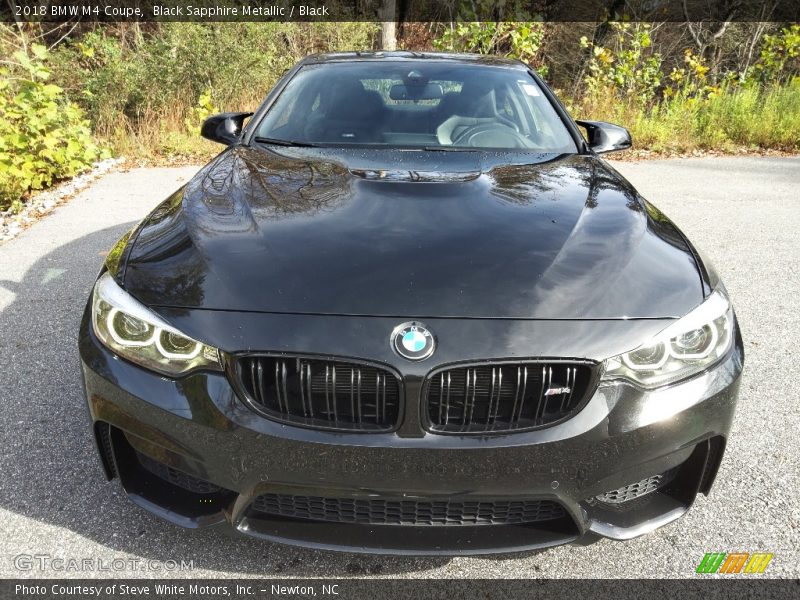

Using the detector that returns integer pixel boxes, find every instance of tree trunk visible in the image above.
[380,0,397,50]
[381,21,397,51]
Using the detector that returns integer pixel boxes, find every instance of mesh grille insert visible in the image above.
[596,469,677,504]
[251,493,566,526]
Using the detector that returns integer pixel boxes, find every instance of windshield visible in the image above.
[254,61,577,153]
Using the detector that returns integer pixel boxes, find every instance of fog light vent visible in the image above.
[596,469,675,504]
[96,422,116,479]
[136,451,221,494]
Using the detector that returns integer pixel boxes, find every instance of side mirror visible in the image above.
[576,120,632,154]
[200,112,253,146]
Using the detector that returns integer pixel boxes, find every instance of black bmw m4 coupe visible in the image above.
[79,52,743,555]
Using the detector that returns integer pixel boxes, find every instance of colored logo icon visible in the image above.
[696,552,774,574]
[391,322,436,361]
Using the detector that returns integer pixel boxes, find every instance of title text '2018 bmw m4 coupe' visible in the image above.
[79,52,743,555]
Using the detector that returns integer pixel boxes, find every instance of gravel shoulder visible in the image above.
[0,156,797,579]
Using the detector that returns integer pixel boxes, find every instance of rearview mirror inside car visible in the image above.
[389,83,444,101]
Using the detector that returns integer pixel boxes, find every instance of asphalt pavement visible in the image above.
[0,156,798,579]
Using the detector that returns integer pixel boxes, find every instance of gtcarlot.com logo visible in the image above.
[696,552,774,574]
[14,554,194,572]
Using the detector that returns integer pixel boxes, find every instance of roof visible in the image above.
[299,51,529,69]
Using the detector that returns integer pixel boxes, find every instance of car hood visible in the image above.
[120,147,702,319]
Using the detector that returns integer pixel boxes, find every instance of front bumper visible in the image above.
[79,308,743,555]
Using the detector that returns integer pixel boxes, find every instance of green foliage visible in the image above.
[574,22,799,152]
[580,78,800,153]
[747,24,800,85]
[0,44,108,212]
[692,80,800,149]
[185,89,219,135]
[434,1,547,76]
[664,50,721,101]
[50,22,379,141]
[436,22,548,76]
[58,29,144,142]
[580,23,662,105]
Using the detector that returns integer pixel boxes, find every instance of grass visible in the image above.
[103,113,220,162]
[95,99,229,162]
[91,82,269,162]
[576,82,800,154]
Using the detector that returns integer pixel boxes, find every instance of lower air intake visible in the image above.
[251,494,566,526]
[136,451,221,494]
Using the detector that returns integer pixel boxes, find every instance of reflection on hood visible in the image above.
[122,147,702,319]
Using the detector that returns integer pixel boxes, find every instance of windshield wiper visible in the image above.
[253,136,320,147]
[422,146,480,152]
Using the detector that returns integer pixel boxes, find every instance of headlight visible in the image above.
[602,288,734,389]
[91,272,221,376]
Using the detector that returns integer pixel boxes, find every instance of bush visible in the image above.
[573,22,800,153]
[434,3,548,77]
[747,24,800,85]
[0,44,108,212]
[580,23,663,105]
[48,22,379,157]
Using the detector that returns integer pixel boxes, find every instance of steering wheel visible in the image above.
[495,114,520,132]
[451,122,528,148]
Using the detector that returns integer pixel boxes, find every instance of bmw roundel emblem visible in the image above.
[391,321,436,361]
